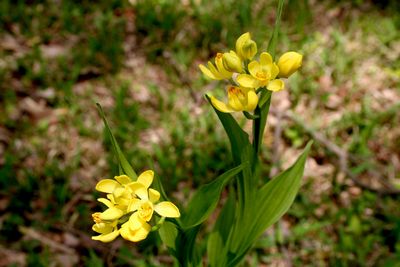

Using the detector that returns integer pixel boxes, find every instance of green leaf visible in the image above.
[207,187,236,267]
[206,95,255,215]
[213,187,236,243]
[253,141,312,235]
[181,164,245,229]
[96,103,137,180]
[176,226,202,267]
[207,232,226,267]
[205,95,250,166]
[229,141,312,265]
[258,89,272,107]
[159,221,179,251]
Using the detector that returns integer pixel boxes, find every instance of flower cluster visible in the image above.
[91,170,180,243]
[199,32,302,113]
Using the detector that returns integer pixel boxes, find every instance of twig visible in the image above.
[269,108,400,195]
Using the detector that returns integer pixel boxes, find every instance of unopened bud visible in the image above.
[236,32,258,60]
[222,51,243,73]
[277,51,303,78]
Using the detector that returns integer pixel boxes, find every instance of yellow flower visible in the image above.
[199,53,232,80]
[95,175,134,211]
[92,170,179,243]
[277,51,303,78]
[222,50,243,73]
[91,212,120,243]
[209,85,258,113]
[236,32,257,60]
[120,170,180,242]
[237,52,284,92]
[120,213,152,242]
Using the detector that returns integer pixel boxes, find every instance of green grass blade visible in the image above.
[96,103,137,180]
[267,0,285,59]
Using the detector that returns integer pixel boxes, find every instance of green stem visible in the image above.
[252,90,272,164]
[151,217,166,231]
[243,111,259,120]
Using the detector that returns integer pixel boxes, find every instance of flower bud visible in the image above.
[236,32,257,60]
[222,51,243,73]
[277,51,303,78]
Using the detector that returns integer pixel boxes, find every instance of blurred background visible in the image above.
[0,0,399,266]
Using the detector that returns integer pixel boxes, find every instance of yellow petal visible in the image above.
[246,90,258,111]
[267,79,285,92]
[95,179,119,193]
[209,95,235,113]
[107,194,115,204]
[271,63,279,79]
[115,196,130,208]
[138,201,154,222]
[92,222,113,234]
[128,213,147,231]
[120,221,151,242]
[92,228,120,243]
[247,61,261,78]
[114,175,132,185]
[149,188,160,203]
[137,170,154,189]
[237,74,259,88]
[215,55,232,78]
[127,182,148,200]
[154,201,180,218]
[113,187,126,199]
[207,61,222,80]
[260,52,273,66]
[97,198,113,208]
[227,92,243,111]
[199,64,217,80]
[99,207,124,221]
[127,198,141,212]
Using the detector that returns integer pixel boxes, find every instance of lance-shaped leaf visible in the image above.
[229,141,312,266]
[96,103,137,180]
[205,95,251,166]
[207,187,236,267]
[181,164,245,229]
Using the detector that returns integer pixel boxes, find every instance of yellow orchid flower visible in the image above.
[92,171,179,243]
[199,53,232,80]
[236,32,257,60]
[209,85,258,113]
[126,170,180,220]
[277,51,303,78]
[91,212,120,243]
[120,170,180,242]
[237,52,285,92]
